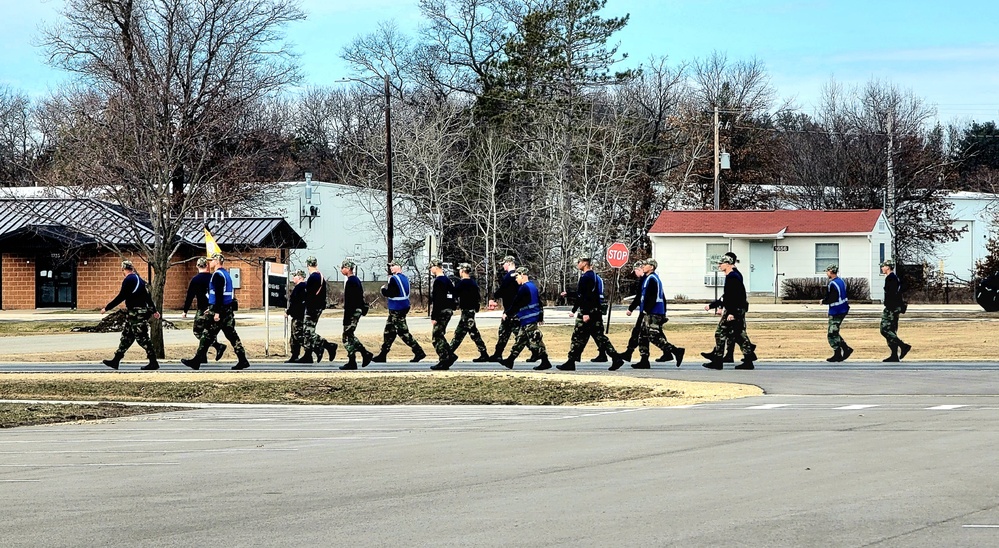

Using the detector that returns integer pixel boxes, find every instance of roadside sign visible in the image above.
[266,262,289,308]
[606,242,629,269]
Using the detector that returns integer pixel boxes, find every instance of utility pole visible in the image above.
[713,105,720,210]
[385,73,394,262]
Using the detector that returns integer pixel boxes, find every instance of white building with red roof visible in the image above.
[647,209,893,301]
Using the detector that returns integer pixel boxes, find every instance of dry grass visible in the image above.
[0,402,187,428]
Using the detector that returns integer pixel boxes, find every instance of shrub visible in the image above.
[781,277,870,301]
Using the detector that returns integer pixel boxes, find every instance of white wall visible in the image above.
[262,181,434,283]
[924,193,998,281]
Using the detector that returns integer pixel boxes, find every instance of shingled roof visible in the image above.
[0,198,305,251]
[649,209,885,235]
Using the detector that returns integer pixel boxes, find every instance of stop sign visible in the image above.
[606,242,629,268]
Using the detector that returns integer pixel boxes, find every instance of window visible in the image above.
[879,243,885,264]
[815,243,839,274]
[706,243,728,273]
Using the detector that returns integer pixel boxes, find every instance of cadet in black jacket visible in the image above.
[100,260,161,370]
[296,257,338,364]
[558,256,623,371]
[182,253,250,370]
[449,263,491,362]
[284,270,307,363]
[428,259,459,370]
[880,260,912,362]
[487,255,521,361]
[702,255,757,370]
[339,259,373,370]
[183,257,226,362]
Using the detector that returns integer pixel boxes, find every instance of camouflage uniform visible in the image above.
[880,308,903,346]
[290,317,306,354]
[195,308,246,358]
[495,316,520,354]
[638,314,676,358]
[827,315,847,350]
[302,311,332,354]
[116,306,155,357]
[450,309,488,355]
[712,311,755,356]
[432,309,454,360]
[380,310,422,354]
[567,312,614,360]
[342,309,367,355]
[507,323,547,360]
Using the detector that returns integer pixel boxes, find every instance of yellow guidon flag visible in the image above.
[204,225,222,257]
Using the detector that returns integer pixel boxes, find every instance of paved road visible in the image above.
[3,363,999,546]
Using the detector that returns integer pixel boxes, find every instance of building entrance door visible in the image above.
[749,241,775,293]
[36,254,77,308]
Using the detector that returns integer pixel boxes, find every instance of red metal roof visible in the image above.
[649,209,884,235]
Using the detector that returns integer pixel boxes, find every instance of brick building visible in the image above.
[0,198,306,310]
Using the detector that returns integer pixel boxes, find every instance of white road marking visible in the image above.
[745,404,791,410]
[926,405,967,410]
[0,479,41,482]
[0,462,179,467]
[833,405,879,410]
[962,525,999,528]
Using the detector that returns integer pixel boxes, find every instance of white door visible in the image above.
[749,241,774,293]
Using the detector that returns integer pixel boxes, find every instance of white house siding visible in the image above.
[924,192,998,281]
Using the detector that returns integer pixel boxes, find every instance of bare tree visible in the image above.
[39,0,305,354]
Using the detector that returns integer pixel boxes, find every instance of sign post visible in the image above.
[773,244,788,304]
[605,242,630,333]
[264,261,289,356]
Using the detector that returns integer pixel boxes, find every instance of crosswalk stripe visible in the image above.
[744,404,791,410]
[926,405,967,410]
[833,405,879,410]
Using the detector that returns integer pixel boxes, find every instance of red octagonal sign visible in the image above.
[606,242,629,269]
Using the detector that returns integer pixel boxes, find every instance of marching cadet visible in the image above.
[499,267,552,370]
[372,260,427,363]
[487,255,521,361]
[297,256,338,364]
[450,262,491,363]
[614,259,684,370]
[721,252,739,364]
[880,260,912,362]
[284,269,307,363]
[622,260,673,365]
[339,259,374,370]
[100,260,161,370]
[428,258,459,370]
[182,257,226,362]
[821,264,853,362]
[702,255,757,370]
[559,256,623,371]
[181,253,251,370]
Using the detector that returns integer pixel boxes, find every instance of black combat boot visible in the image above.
[232,351,250,370]
[609,351,625,371]
[371,351,388,363]
[840,344,854,361]
[411,348,427,363]
[340,355,358,370]
[102,352,125,370]
[883,344,900,362]
[527,351,540,363]
[314,344,325,362]
[631,356,651,369]
[534,354,552,371]
[181,352,207,370]
[556,358,576,371]
[285,346,301,364]
[655,351,673,363]
[701,351,724,370]
[591,351,609,363]
[472,351,491,363]
[361,350,374,367]
[734,358,755,370]
[826,348,843,362]
[140,354,159,371]
[324,341,339,362]
[294,351,314,364]
[672,347,685,368]
[620,348,634,362]
[499,356,515,369]
[213,342,227,362]
[898,343,912,360]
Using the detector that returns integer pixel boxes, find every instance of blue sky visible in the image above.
[3,0,998,124]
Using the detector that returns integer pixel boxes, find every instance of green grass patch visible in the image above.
[0,402,187,428]
[0,377,663,406]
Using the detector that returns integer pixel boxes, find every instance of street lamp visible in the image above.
[713,105,731,210]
